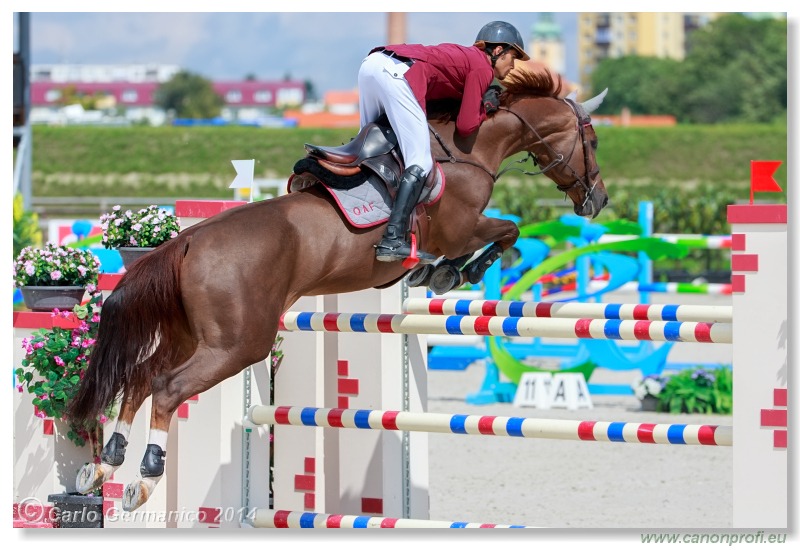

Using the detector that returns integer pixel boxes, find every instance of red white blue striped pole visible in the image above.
[248,405,733,446]
[279,311,732,344]
[403,298,732,323]
[252,509,531,528]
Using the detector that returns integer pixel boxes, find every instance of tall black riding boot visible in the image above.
[375,164,437,264]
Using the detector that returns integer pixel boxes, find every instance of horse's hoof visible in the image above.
[406,264,433,288]
[428,265,464,295]
[122,480,150,512]
[75,462,109,494]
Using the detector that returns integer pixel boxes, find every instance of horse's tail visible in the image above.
[68,237,190,424]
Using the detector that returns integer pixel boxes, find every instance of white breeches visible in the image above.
[358,52,433,175]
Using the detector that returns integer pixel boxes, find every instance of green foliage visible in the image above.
[657,367,733,415]
[590,56,683,116]
[154,70,224,119]
[13,193,42,258]
[590,14,787,123]
[15,296,116,456]
[100,204,181,248]
[680,14,787,123]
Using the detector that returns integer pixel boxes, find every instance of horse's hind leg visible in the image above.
[75,391,148,494]
[121,344,266,512]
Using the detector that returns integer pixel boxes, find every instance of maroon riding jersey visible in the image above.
[372,43,494,137]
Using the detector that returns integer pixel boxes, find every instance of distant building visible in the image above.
[31,63,181,83]
[576,12,722,93]
[528,13,566,76]
[28,63,305,126]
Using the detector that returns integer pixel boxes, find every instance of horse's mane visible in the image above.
[501,68,563,103]
[427,68,564,124]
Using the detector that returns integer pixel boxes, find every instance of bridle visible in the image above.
[430,97,600,211]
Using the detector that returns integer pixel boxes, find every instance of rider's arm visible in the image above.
[455,70,493,137]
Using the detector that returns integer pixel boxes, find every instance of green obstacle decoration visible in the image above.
[488,237,688,386]
[488,335,598,385]
[502,238,688,301]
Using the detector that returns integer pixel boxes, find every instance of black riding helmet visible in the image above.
[474,21,531,64]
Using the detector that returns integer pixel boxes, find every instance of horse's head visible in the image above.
[500,69,609,219]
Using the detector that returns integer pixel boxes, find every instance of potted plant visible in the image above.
[100,204,180,269]
[657,367,733,414]
[631,374,668,411]
[16,295,115,527]
[13,243,100,312]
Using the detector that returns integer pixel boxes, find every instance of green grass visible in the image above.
[33,125,787,204]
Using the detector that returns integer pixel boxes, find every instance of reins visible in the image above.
[428,99,599,209]
[428,125,499,181]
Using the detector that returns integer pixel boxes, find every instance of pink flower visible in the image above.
[54,356,65,367]
[50,270,62,281]
[99,415,108,424]
[33,341,44,349]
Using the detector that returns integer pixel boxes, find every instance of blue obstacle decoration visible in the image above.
[427,201,731,404]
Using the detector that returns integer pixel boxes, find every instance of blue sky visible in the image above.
[20,12,578,95]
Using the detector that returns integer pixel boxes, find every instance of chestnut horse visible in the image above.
[68,69,609,511]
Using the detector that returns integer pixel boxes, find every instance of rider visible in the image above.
[360,21,530,263]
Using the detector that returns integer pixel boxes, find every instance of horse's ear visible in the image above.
[581,88,608,115]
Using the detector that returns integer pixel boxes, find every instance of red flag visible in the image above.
[750,160,783,203]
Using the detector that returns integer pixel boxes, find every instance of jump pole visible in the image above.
[279,311,732,344]
[252,509,531,528]
[402,298,732,323]
[248,405,732,446]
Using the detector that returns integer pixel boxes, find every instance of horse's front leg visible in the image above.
[460,215,520,284]
[425,215,519,294]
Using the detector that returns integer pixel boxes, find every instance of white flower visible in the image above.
[644,378,662,396]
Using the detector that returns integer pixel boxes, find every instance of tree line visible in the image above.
[589,14,787,123]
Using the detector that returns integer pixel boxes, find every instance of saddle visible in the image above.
[289,119,443,209]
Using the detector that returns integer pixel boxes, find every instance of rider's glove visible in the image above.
[482,85,502,115]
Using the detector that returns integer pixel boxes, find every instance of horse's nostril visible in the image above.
[602,196,609,208]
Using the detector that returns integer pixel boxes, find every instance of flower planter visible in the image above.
[117,246,155,269]
[20,286,86,312]
[640,394,660,412]
[47,493,103,528]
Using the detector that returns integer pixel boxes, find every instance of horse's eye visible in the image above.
[591,139,598,150]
